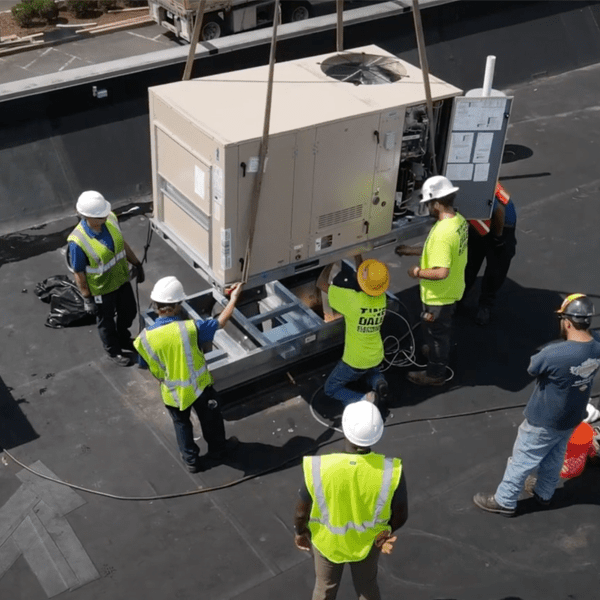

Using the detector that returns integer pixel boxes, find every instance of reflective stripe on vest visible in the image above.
[495,182,510,205]
[67,213,129,295]
[303,453,402,563]
[468,182,510,236]
[309,455,395,534]
[468,218,491,236]
[136,321,211,410]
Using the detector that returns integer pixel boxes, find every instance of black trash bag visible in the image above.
[34,275,96,329]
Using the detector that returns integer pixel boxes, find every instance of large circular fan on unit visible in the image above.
[320,52,407,85]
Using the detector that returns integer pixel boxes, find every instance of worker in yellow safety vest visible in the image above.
[68,191,144,367]
[294,401,408,600]
[134,276,243,473]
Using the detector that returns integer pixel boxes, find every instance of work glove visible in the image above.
[83,297,99,316]
[133,263,145,284]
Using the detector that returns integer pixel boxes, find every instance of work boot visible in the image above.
[108,353,133,367]
[475,306,491,326]
[524,475,551,507]
[407,370,445,386]
[363,391,377,404]
[375,380,389,409]
[185,457,206,473]
[472,493,516,517]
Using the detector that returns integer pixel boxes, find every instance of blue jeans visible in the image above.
[495,419,575,509]
[324,360,386,406]
[164,386,226,466]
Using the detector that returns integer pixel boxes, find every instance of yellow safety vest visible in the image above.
[67,212,129,296]
[134,320,214,410]
[303,453,402,564]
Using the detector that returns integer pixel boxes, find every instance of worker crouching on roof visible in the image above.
[294,400,408,600]
[68,191,144,367]
[474,294,600,516]
[317,256,390,409]
[397,175,468,386]
[134,277,243,473]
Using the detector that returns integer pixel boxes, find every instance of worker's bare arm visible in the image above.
[316,263,335,293]
[73,270,92,298]
[389,472,408,532]
[217,283,243,328]
[293,498,312,551]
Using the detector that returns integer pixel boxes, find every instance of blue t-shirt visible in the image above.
[524,330,600,430]
[69,220,115,272]
[494,198,517,228]
[137,315,219,368]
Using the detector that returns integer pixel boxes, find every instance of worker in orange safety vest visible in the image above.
[461,182,517,326]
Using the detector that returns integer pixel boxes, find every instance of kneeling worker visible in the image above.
[134,277,243,473]
[317,256,390,407]
[294,401,408,600]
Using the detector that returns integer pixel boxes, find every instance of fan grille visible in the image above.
[320,53,407,85]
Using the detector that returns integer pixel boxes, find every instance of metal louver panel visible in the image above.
[318,204,363,229]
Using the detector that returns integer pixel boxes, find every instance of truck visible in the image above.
[147,0,320,42]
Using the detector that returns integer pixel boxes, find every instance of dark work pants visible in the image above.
[311,544,382,600]
[463,227,517,309]
[164,386,227,466]
[95,282,137,356]
[422,303,456,378]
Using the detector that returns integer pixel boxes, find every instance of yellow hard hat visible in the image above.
[356,259,389,296]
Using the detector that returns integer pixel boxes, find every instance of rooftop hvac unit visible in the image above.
[149,45,463,289]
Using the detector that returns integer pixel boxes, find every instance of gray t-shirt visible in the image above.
[524,330,600,430]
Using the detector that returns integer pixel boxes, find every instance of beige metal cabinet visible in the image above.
[149,44,462,289]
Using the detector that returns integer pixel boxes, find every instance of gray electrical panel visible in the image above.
[443,94,513,219]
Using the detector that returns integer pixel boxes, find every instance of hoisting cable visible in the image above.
[336,0,344,52]
[182,0,208,81]
[241,0,281,284]
[411,0,438,175]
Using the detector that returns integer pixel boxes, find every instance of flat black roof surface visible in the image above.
[2,6,600,600]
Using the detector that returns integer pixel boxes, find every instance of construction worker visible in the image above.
[317,256,389,407]
[474,294,600,516]
[396,175,468,386]
[294,400,408,600]
[134,277,243,473]
[462,182,517,326]
[68,191,144,367]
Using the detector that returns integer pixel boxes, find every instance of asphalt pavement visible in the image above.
[1,57,600,599]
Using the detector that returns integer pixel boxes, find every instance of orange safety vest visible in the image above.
[468,182,510,236]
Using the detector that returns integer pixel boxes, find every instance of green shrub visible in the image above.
[34,0,59,21]
[99,0,117,11]
[66,0,98,17]
[11,2,37,27]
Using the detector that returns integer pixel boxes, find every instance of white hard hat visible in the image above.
[342,400,384,447]
[420,175,459,203]
[76,191,111,218]
[150,276,186,303]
